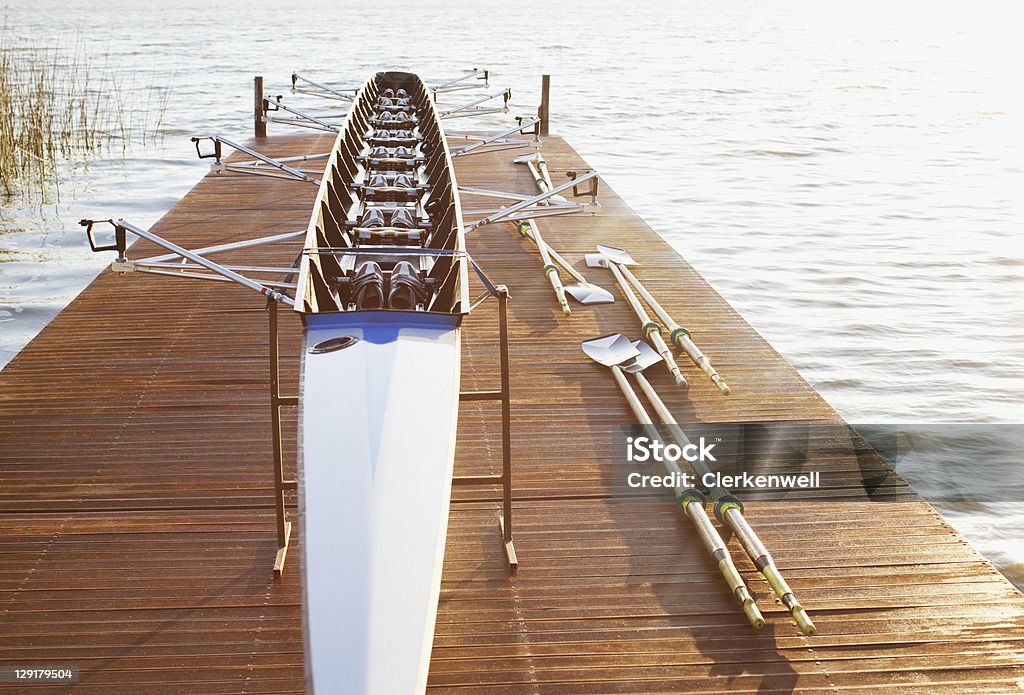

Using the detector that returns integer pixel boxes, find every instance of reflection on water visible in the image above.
[1,0,1022,589]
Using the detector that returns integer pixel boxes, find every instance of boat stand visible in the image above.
[268,298,298,576]
[452,285,518,573]
[265,287,518,576]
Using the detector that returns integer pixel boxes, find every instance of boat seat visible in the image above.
[354,228,424,245]
[373,114,417,129]
[363,173,417,189]
[368,131,419,147]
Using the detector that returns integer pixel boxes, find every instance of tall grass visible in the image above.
[0,25,169,199]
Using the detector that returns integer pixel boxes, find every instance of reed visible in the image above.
[0,24,169,199]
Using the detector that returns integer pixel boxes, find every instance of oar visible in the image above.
[581,334,764,630]
[513,218,571,316]
[618,263,731,395]
[626,351,815,636]
[604,262,686,387]
[511,153,614,304]
[513,223,614,304]
[594,245,731,395]
[513,152,568,204]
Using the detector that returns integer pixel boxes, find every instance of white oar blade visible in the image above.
[585,253,609,268]
[513,152,539,164]
[622,339,663,373]
[596,244,638,266]
[564,283,615,305]
[581,333,640,366]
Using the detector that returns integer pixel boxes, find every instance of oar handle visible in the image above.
[682,495,764,629]
[671,329,731,395]
[722,506,816,635]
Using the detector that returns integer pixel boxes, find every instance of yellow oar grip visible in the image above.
[763,565,816,636]
[743,597,766,630]
[717,559,765,630]
[792,606,816,636]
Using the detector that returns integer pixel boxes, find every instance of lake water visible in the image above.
[2,0,1022,588]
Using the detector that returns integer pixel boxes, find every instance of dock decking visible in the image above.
[2,133,1023,693]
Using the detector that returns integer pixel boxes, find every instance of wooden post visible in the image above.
[254,76,267,138]
[539,75,550,136]
[454,287,517,571]
[497,286,517,571]
[269,299,293,576]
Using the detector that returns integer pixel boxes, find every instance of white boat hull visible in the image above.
[299,313,461,695]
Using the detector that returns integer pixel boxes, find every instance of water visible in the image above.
[2,0,1022,588]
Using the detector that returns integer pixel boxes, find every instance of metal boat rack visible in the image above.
[267,286,518,576]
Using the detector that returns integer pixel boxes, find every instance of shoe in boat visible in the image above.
[390,208,416,229]
[359,208,386,227]
[388,261,427,310]
[350,261,385,310]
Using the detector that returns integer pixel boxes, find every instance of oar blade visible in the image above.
[581,333,639,366]
[596,244,638,266]
[564,283,615,305]
[622,339,663,373]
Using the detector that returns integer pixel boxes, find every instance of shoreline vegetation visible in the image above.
[0,23,169,201]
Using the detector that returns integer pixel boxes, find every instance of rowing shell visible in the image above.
[295,72,470,694]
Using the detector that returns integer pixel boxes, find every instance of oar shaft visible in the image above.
[516,220,570,316]
[536,153,556,192]
[605,366,763,629]
[607,263,687,388]
[525,159,550,199]
[631,370,815,636]
[516,157,602,290]
[515,223,590,285]
[617,264,731,395]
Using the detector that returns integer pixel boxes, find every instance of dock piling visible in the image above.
[539,74,550,135]
[255,75,267,138]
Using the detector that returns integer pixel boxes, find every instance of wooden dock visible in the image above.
[2,132,1023,693]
